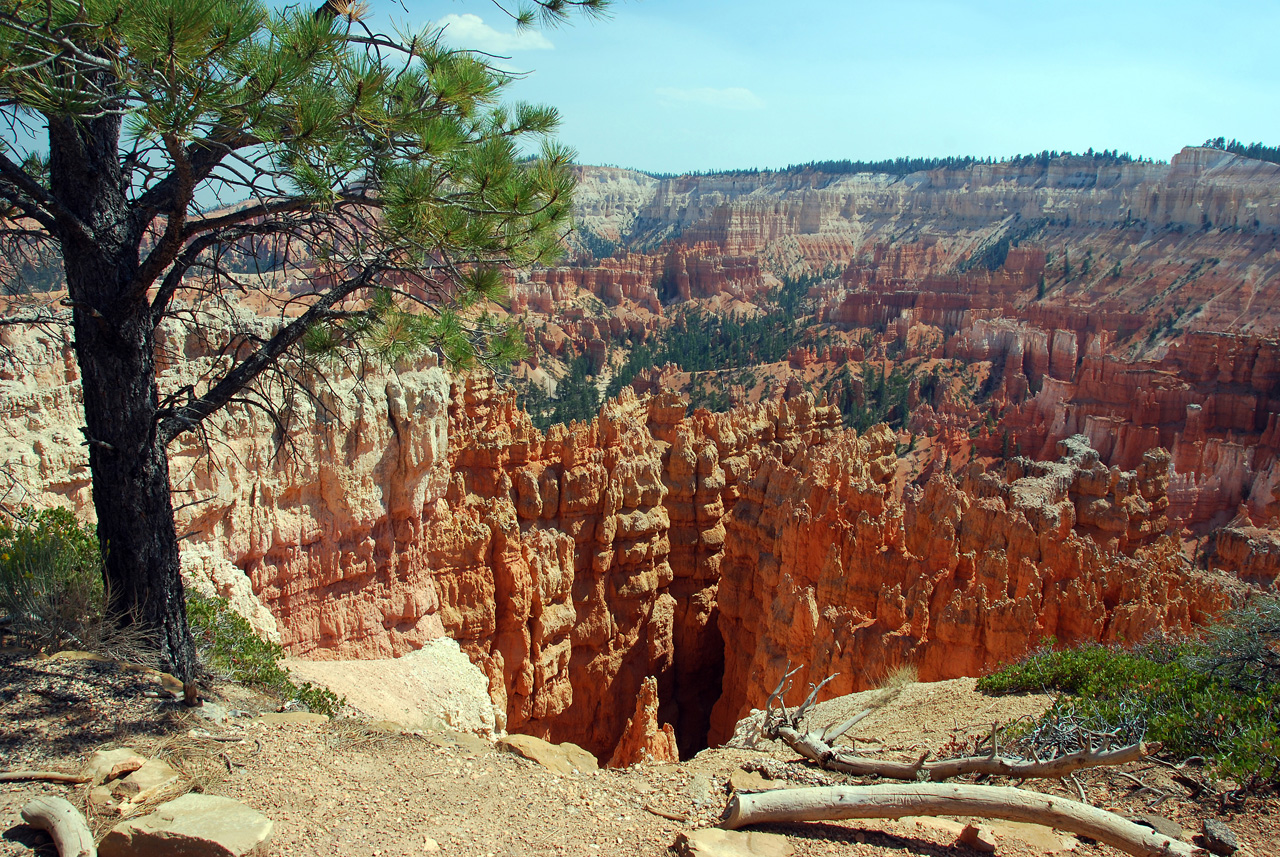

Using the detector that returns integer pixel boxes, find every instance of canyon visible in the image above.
[3,146,1279,763]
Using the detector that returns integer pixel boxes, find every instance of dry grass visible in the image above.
[322,717,431,753]
[879,663,918,691]
[851,662,920,712]
[78,715,269,836]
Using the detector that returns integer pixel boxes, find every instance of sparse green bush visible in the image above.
[187,592,344,716]
[0,507,106,648]
[0,507,343,714]
[979,598,1280,789]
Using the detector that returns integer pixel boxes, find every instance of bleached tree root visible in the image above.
[20,796,96,857]
[720,783,1199,857]
[773,723,1161,781]
[0,770,90,784]
[761,667,1160,783]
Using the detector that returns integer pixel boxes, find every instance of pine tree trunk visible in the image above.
[49,111,198,684]
[74,302,196,682]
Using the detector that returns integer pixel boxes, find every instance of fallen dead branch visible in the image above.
[761,666,1159,782]
[20,796,96,857]
[720,783,1199,857]
[644,804,689,822]
[0,770,90,784]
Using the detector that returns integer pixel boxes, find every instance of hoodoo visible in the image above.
[4,147,1280,760]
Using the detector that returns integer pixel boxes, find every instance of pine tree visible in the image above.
[0,0,606,686]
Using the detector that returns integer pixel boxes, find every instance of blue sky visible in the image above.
[385,2,1279,173]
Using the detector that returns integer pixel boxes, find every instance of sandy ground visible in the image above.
[282,638,496,734]
[3,652,1279,857]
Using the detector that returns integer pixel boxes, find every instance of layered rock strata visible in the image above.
[525,150,1280,539]
[0,321,1248,759]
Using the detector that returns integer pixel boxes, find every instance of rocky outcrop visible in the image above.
[520,152,1280,545]
[420,377,678,756]
[606,676,679,767]
[5,309,1242,758]
[17,146,1280,760]
[1211,524,1280,587]
[707,425,1234,745]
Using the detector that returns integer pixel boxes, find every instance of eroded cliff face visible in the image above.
[525,149,1280,557]
[1,318,1241,759]
[0,316,454,649]
[8,147,1279,762]
[560,149,1280,335]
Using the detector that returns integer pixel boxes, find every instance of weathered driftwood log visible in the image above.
[0,770,90,784]
[773,723,1161,782]
[20,796,97,857]
[721,783,1200,857]
[762,667,1160,782]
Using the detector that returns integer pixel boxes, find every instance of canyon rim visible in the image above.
[5,146,1280,762]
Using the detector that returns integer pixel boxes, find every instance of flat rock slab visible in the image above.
[114,759,179,799]
[497,734,598,774]
[435,730,493,756]
[728,769,777,793]
[1202,819,1238,855]
[674,828,794,857]
[84,748,147,785]
[99,793,273,857]
[46,650,111,663]
[1131,812,1184,841]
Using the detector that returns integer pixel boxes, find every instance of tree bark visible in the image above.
[48,108,197,684]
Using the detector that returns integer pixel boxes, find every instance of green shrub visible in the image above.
[186,592,344,716]
[979,599,1280,789]
[0,507,342,716]
[0,506,106,648]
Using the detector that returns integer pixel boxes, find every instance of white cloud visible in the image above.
[655,87,765,111]
[434,14,554,54]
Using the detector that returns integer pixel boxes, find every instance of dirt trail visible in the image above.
[3,653,1278,857]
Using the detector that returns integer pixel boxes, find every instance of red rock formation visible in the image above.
[1211,525,1280,587]
[12,147,1280,763]
[706,423,1236,745]
[606,676,679,767]
[0,316,1252,759]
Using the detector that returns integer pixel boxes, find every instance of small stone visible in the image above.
[1130,812,1183,840]
[728,769,774,793]
[256,711,328,726]
[83,748,147,785]
[958,823,998,853]
[194,702,229,724]
[112,759,179,800]
[497,734,598,775]
[88,785,117,811]
[674,828,794,857]
[422,836,441,852]
[1201,819,1238,856]
[99,793,272,857]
